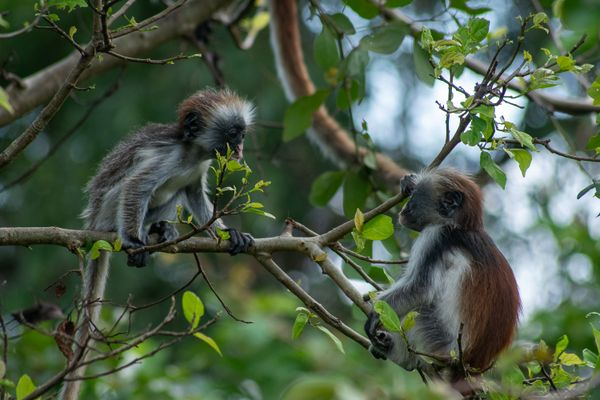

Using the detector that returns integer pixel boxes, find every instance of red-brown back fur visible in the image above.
[433,169,520,372]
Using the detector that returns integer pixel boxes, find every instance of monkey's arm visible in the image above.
[183,181,253,255]
[365,272,431,361]
[118,166,168,267]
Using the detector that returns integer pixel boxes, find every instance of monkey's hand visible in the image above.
[364,311,393,360]
[225,228,253,255]
[400,174,417,197]
[148,221,179,243]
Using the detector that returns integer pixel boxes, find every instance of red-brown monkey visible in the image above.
[365,169,521,385]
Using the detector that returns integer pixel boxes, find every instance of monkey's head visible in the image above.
[177,88,255,160]
[399,169,483,232]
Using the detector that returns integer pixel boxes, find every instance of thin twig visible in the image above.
[110,0,186,38]
[0,72,122,192]
[0,13,44,39]
[107,50,193,65]
[192,253,252,324]
[107,0,137,26]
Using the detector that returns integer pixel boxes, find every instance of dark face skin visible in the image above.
[399,182,440,231]
[215,117,247,160]
[398,177,464,231]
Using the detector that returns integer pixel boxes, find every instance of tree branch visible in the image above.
[0,0,232,127]
[376,4,600,115]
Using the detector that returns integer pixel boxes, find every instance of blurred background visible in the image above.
[1,0,600,398]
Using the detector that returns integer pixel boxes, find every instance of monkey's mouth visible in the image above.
[231,143,244,160]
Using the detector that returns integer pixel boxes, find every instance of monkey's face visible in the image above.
[399,179,464,231]
[213,115,248,160]
[179,89,255,160]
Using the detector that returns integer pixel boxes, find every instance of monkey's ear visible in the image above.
[183,112,202,141]
[439,191,463,217]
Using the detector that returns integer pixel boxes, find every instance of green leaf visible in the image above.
[182,291,204,329]
[480,151,506,189]
[216,227,230,240]
[336,79,361,109]
[193,332,223,356]
[329,13,355,35]
[226,159,243,171]
[113,237,122,252]
[368,266,395,284]
[582,348,599,368]
[243,208,276,219]
[401,311,419,332]
[354,208,365,232]
[531,12,549,32]
[373,300,402,332]
[309,171,345,207]
[504,148,532,177]
[588,76,600,106]
[0,87,14,114]
[529,68,559,90]
[472,104,495,119]
[449,0,490,15]
[283,90,329,142]
[360,22,407,54]
[439,49,465,68]
[351,230,366,252]
[315,325,345,354]
[0,360,4,379]
[343,0,378,19]
[559,352,585,366]
[508,127,537,151]
[48,0,87,11]
[586,132,600,151]
[554,334,569,362]
[68,25,77,40]
[412,40,435,86]
[461,116,485,146]
[362,214,394,240]
[292,312,309,339]
[386,0,413,6]
[467,17,489,42]
[556,55,575,71]
[342,47,369,78]
[592,325,600,356]
[342,172,370,218]
[16,374,36,400]
[89,240,113,260]
[314,26,340,70]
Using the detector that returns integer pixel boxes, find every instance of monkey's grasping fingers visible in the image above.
[225,228,254,255]
[364,311,393,360]
[400,174,417,196]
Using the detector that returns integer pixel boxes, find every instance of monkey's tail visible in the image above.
[267,0,408,186]
[59,251,111,400]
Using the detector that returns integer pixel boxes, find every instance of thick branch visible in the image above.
[268,0,409,189]
[0,0,232,127]
[256,254,370,348]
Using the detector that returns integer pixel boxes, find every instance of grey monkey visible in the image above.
[61,88,254,400]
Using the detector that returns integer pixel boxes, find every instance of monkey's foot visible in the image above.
[127,252,149,268]
[364,311,393,360]
[122,236,150,268]
[225,228,253,255]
